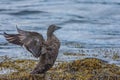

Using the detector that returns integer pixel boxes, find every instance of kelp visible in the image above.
[0,58,120,80]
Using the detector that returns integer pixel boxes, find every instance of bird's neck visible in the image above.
[47,30,54,38]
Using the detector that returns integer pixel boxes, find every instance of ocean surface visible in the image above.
[0,0,120,64]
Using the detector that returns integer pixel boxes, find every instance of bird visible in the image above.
[3,24,61,74]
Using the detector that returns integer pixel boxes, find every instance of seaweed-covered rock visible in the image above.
[50,58,120,80]
[0,58,120,80]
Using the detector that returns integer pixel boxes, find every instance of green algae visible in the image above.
[52,58,120,80]
[0,59,37,73]
[65,42,85,48]
[0,58,120,80]
[63,52,86,56]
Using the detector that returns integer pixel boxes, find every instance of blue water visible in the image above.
[0,0,120,64]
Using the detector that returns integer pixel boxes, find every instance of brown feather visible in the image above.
[4,28,45,58]
[31,25,61,74]
[4,25,61,74]
[4,32,23,46]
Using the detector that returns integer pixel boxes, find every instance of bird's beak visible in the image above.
[55,26,62,30]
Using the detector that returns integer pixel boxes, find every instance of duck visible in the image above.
[4,24,61,74]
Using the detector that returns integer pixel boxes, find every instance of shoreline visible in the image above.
[0,57,120,80]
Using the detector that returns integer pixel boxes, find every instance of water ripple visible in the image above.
[0,0,120,63]
[9,10,46,16]
[75,1,120,5]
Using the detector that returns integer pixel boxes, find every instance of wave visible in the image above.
[9,10,46,16]
[75,1,120,5]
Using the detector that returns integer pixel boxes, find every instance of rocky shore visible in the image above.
[0,57,120,80]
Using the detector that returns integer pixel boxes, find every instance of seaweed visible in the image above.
[0,57,120,80]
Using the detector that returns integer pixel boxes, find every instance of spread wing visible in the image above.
[4,27,45,58]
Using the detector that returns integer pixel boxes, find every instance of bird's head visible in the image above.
[48,24,61,33]
[47,24,61,37]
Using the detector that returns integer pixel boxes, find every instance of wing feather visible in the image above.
[4,32,23,45]
[4,27,45,58]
